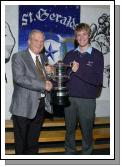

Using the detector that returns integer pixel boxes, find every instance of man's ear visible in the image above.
[28,39,30,45]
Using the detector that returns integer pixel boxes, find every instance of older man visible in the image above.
[10,30,53,154]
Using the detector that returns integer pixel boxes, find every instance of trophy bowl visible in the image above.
[51,61,71,106]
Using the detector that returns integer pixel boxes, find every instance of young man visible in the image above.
[63,23,104,155]
[9,30,53,154]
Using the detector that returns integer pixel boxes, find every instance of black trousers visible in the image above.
[12,98,45,155]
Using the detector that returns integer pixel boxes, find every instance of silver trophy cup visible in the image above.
[51,61,71,106]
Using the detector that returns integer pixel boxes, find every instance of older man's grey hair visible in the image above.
[28,29,45,40]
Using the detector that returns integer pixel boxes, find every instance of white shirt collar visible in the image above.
[28,48,41,64]
[75,46,92,54]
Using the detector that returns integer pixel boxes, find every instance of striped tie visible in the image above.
[36,56,46,81]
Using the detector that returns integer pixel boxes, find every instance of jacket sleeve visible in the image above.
[12,53,45,92]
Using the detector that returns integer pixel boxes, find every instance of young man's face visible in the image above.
[76,29,89,48]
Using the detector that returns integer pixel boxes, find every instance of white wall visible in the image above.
[5,5,110,119]
[80,5,110,117]
[5,5,18,119]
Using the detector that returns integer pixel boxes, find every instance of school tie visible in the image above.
[36,56,46,81]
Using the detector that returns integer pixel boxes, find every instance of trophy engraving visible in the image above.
[51,61,71,106]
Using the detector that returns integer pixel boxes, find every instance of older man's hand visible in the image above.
[45,80,53,91]
[45,64,54,74]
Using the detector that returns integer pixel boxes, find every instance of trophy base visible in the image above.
[51,90,70,106]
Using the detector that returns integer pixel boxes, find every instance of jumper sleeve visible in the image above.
[74,53,104,87]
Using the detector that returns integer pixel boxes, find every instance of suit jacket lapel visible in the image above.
[39,53,48,79]
[25,49,39,77]
[25,49,48,80]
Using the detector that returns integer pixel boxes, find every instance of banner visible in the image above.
[19,5,80,64]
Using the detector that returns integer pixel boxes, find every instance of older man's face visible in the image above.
[28,32,45,55]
